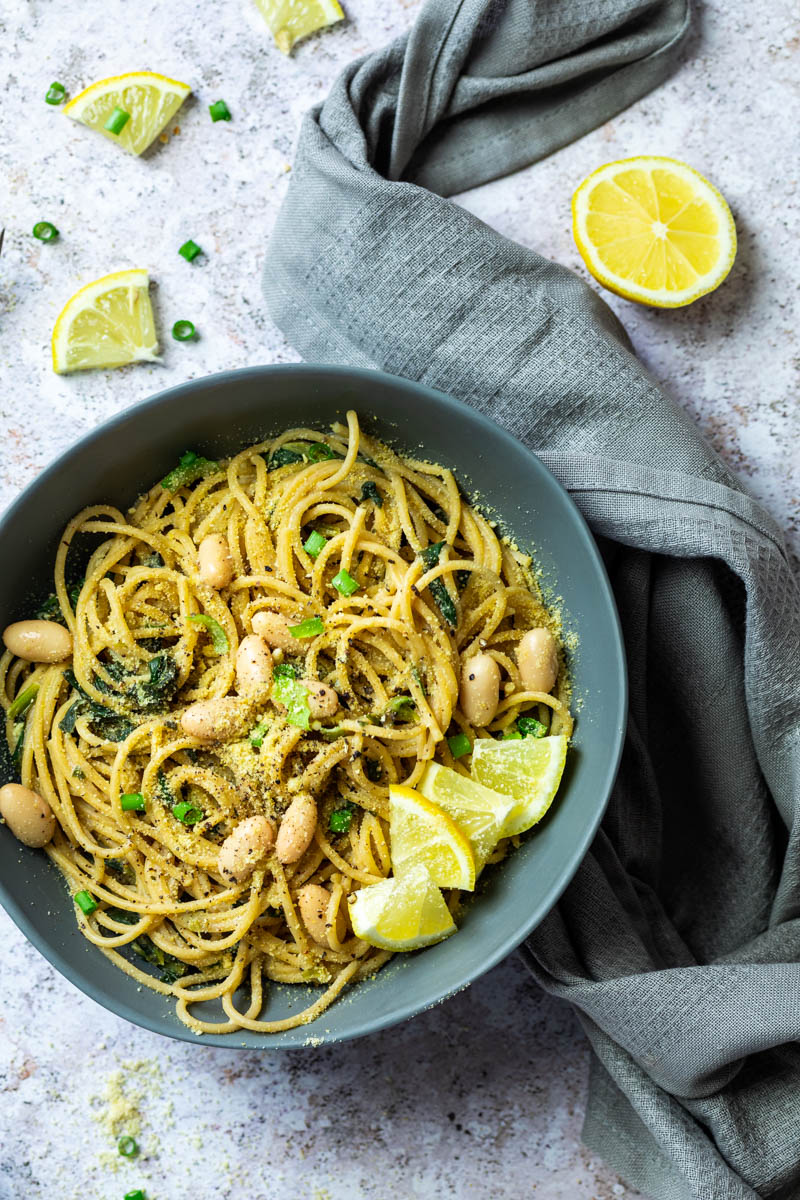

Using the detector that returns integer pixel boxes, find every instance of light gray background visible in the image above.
[1,0,797,1197]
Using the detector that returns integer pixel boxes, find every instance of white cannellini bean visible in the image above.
[2,620,72,663]
[180,697,247,743]
[275,793,317,864]
[217,815,276,883]
[460,653,501,726]
[251,610,297,652]
[197,534,234,589]
[300,678,339,720]
[0,783,56,848]
[517,627,558,694]
[236,634,273,699]
[297,882,346,948]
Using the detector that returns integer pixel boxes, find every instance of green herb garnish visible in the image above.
[188,613,229,654]
[74,890,97,916]
[418,542,457,627]
[329,803,355,833]
[303,529,327,558]
[178,238,202,262]
[8,683,39,722]
[208,99,231,122]
[332,568,359,597]
[517,715,548,739]
[161,450,219,492]
[360,480,383,507]
[249,719,269,748]
[289,616,324,639]
[172,800,204,826]
[268,446,305,470]
[447,732,472,759]
[130,935,189,983]
[273,671,311,730]
[120,792,146,812]
[45,81,66,105]
[104,106,130,135]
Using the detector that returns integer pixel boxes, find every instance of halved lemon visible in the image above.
[471,735,567,837]
[254,0,344,54]
[572,156,736,308]
[388,783,475,891]
[417,763,513,874]
[64,72,191,156]
[349,864,456,952]
[52,269,159,374]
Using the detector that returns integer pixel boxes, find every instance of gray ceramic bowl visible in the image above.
[0,364,626,1047]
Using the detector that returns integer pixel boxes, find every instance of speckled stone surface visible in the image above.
[0,0,797,1197]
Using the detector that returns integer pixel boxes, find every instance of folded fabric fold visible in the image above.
[263,2,800,1196]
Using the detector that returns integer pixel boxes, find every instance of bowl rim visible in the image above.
[0,362,627,1048]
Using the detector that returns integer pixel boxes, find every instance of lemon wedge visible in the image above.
[64,71,191,155]
[572,156,736,308]
[471,735,567,837]
[52,269,159,374]
[417,763,513,874]
[349,864,456,952]
[388,783,476,891]
[254,0,344,54]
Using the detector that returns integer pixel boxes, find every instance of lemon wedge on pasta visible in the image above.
[349,864,456,952]
[388,784,476,891]
[52,269,159,374]
[471,735,567,837]
[417,763,513,874]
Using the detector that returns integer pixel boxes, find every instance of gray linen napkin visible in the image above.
[263,3,800,1196]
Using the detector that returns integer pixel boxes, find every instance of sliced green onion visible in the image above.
[332,569,359,597]
[209,99,232,122]
[74,890,97,915]
[118,1135,139,1158]
[124,1191,147,1200]
[172,801,204,825]
[249,719,269,748]
[517,715,547,739]
[307,442,336,462]
[45,81,66,105]
[303,530,327,559]
[329,804,355,833]
[502,727,523,740]
[120,792,145,812]
[272,671,310,730]
[32,221,59,242]
[384,696,415,718]
[104,106,130,135]
[188,613,229,654]
[172,319,196,342]
[178,239,202,262]
[8,683,39,721]
[160,450,219,492]
[274,661,299,681]
[447,732,472,759]
[289,617,324,639]
[410,665,427,696]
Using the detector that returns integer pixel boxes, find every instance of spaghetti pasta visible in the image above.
[1,411,571,1034]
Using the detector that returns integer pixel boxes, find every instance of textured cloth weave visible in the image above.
[263,3,800,1196]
